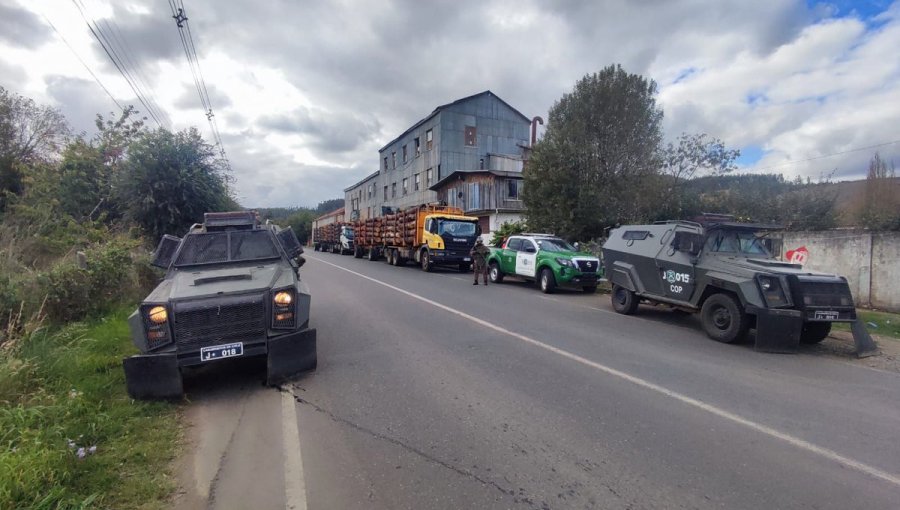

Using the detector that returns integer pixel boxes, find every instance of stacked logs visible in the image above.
[314,222,346,244]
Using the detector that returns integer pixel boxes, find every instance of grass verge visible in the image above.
[833,308,900,341]
[0,308,178,509]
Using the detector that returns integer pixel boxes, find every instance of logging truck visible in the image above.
[352,205,481,272]
[313,222,354,254]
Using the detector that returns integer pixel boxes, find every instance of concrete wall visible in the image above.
[779,231,900,311]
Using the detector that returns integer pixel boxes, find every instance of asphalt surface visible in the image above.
[173,250,900,510]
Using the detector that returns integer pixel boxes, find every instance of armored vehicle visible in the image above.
[486,234,602,293]
[123,211,317,399]
[602,218,857,352]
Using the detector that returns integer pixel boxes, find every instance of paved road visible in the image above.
[173,251,900,510]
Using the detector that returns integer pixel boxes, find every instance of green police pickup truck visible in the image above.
[486,234,602,293]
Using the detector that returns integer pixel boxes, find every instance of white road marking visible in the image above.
[282,388,308,510]
[309,256,900,489]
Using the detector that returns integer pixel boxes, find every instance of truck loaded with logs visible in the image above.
[352,204,481,272]
[313,222,354,254]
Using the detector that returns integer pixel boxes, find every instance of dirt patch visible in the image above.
[810,331,900,374]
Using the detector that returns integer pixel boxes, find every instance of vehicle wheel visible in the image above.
[611,285,639,315]
[421,249,433,272]
[395,255,406,267]
[367,248,378,261]
[539,268,556,294]
[583,285,597,294]
[354,246,363,258]
[386,249,395,265]
[489,262,504,283]
[700,293,748,344]
[800,322,832,344]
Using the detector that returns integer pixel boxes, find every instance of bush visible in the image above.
[39,237,142,324]
[490,220,527,246]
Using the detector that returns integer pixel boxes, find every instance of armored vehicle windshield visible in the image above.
[704,229,771,256]
[174,230,281,267]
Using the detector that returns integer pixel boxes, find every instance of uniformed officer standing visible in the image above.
[470,238,490,285]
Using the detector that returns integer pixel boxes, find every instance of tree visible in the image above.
[859,152,900,230]
[285,208,317,244]
[0,87,70,209]
[315,198,345,215]
[524,64,664,240]
[116,127,236,239]
[659,133,740,218]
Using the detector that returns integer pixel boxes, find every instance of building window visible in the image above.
[383,157,388,171]
[391,182,397,198]
[426,168,433,185]
[402,145,408,164]
[425,129,433,150]
[414,137,420,157]
[402,178,408,195]
[414,173,420,191]
[506,179,522,200]
[464,126,476,147]
[391,151,396,169]
[383,185,388,200]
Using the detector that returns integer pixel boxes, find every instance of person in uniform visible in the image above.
[470,238,490,285]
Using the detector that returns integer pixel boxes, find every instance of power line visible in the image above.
[38,10,123,111]
[750,139,900,172]
[71,0,167,129]
[168,0,231,170]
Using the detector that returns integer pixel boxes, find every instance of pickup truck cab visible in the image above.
[486,234,602,293]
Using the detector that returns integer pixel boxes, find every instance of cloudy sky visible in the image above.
[2,0,898,207]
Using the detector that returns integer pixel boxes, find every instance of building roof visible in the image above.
[315,207,346,221]
[429,169,523,191]
[378,90,531,154]
[343,170,380,193]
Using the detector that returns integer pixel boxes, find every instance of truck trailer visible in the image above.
[353,204,481,272]
[313,222,354,254]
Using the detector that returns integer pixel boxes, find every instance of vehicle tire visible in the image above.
[800,322,832,344]
[367,248,378,261]
[489,262,504,283]
[395,255,406,267]
[583,285,597,294]
[421,249,433,272]
[354,246,363,258]
[611,285,639,315]
[539,268,556,294]
[700,293,748,344]
[386,249,395,265]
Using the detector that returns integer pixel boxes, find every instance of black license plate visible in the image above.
[814,311,840,320]
[200,342,244,362]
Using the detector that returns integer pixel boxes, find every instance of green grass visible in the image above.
[0,309,179,509]
[833,309,900,341]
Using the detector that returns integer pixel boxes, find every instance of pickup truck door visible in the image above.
[516,239,538,278]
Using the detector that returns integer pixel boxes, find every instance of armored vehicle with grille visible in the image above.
[123,211,317,399]
[602,218,857,352]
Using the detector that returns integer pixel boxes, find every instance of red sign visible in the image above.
[786,246,809,265]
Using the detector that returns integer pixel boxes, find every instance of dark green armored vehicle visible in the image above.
[602,218,857,352]
[123,211,317,399]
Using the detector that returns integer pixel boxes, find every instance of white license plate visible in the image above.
[814,311,840,320]
[200,342,243,362]
[463,257,471,261]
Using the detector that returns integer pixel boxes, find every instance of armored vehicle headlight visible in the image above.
[148,306,168,324]
[274,291,293,306]
[756,275,792,308]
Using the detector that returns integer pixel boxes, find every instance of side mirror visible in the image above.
[475,224,482,237]
[574,242,581,252]
[525,246,536,253]
[151,235,181,269]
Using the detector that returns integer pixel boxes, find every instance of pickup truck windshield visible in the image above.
[705,230,770,256]
[174,230,281,266]
[438,220,476,236]
[535,238,576,252]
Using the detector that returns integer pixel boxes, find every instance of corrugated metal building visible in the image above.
[344,90,531,235]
